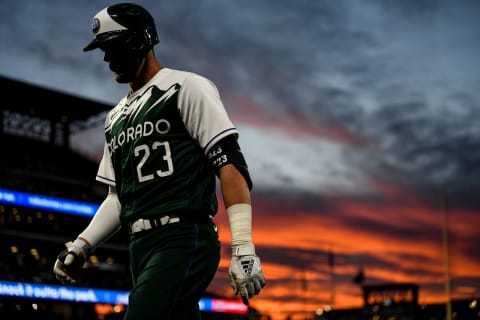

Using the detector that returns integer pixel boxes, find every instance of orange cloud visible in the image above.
[208,189,480,319]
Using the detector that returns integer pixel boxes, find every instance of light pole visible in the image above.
[440,189,452,320]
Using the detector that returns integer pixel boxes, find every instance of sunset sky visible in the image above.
[1,0,479,319]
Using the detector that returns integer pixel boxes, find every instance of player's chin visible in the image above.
[113,72,130,83]
[110,64,128,82]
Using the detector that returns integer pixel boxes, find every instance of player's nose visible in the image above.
[103,50,112,63]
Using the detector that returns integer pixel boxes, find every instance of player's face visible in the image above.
[101,41,142,83]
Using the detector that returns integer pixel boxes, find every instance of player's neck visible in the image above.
[130,51,162,93]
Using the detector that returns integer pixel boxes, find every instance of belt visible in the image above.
[127,213,212,235]
[128,215,180,235]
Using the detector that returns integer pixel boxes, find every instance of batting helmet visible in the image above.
[83,3,159,55]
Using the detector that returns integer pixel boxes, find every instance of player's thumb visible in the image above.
[230,279,239,295]
[64,252,76,266]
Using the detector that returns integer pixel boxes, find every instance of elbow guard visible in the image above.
[207,134,253,190]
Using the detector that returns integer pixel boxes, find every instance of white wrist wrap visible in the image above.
[227,203,252,247]
[71,238,92,256]
[232,242,256,256]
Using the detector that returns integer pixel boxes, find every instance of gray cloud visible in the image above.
[2,0,479,201]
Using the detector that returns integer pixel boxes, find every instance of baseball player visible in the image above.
[52,3,266,319]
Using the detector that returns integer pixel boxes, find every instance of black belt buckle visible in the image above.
[149,217,159,228]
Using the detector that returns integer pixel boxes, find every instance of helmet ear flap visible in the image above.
[124,31,152,57]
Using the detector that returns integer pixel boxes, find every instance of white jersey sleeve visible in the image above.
[177,74,238,154]
[96,136,116,186]
[95,99,126,186]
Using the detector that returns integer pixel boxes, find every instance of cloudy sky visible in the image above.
[1,0,480,318]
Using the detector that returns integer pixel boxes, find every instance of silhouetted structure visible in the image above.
[361,283,418,319]
[315,282,478,320]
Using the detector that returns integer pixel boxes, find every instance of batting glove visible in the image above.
[53,239,90,284]
[229,243,266,305]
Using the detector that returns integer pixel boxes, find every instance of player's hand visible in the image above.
[53,239,90,284]
[229,243,266,305]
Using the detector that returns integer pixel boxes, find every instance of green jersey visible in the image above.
[96,68,238,222]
